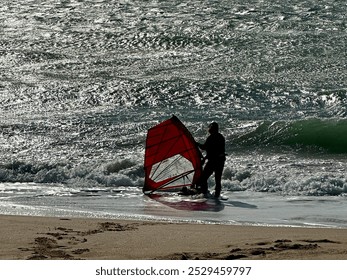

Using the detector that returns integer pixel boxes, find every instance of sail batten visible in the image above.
[143,115,202,193]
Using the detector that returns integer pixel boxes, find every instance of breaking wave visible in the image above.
[1,156,347,197]
[234,118,347,153]
[0,159,144,189]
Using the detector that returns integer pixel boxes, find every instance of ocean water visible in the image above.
[1,0,346,228]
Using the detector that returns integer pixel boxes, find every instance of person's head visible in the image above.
[208,122,219,134]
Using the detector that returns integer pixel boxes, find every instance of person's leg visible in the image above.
[198,162,214,194]
[213,161,224,198]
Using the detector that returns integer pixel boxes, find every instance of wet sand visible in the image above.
[1,215,347,260]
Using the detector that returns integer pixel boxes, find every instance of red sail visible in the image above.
[143,116,202,193]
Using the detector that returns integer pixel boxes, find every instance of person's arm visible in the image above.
[196,140,206,150]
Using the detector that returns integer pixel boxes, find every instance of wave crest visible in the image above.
[234,118,347,153]
[0,159,144,188]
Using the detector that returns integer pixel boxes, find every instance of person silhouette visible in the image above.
[196,122,226,198]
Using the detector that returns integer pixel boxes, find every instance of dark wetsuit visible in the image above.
[197,132,226,197]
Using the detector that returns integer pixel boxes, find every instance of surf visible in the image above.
[234,118,347,154]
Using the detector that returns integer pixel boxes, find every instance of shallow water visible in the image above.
[1,182,347,228]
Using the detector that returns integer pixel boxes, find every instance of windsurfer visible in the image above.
[196,122,226,198]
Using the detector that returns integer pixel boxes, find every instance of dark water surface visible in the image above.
[1,0,346,226]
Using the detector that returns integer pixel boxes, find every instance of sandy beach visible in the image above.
[0,215,346,260]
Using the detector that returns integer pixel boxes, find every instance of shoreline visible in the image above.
[1,214,347,260]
